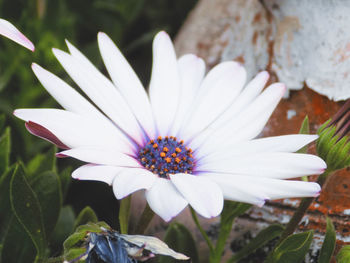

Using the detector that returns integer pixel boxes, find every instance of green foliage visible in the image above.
[74,206,98,228]
[0,127,10,175]
[319,217,336,263]
[228,224,284,263]
[159,222,199,263]
[336,245,350,263]
[267,231,313,263]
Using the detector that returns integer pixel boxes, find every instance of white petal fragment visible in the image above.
[14,109,134,152]
[72,164,123,185]
[0,19,34,51]
[203,134,319,162]
[57,147,141,167]
[198,152,327,179]
[98,32,156,139]
[204,173,321,204]
[52,48,144,145]
[149,31,181,136]
[146,178,188,222]
[180,61,247,141]
[171,54,205,135]
[170,174,223,218]
[113,168,156,199]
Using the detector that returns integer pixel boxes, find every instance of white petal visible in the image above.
[170,174,223,218]
[195,83,286,158]
[204,173,267,206]
[57,147,141,167]
[171,54,205,135]
[198,152,326,179]
[32,63,103,119]
[72,164,122,185]
[14,109,134,152]
[0,19,34,51]
[113,168,156,199]
[202,134,318,162]
[52,48,145,145]
[97,32,156,139]
[145,177,188,222]
[204,173,321,204]
[149,31,181,136]
[179,61,247,141]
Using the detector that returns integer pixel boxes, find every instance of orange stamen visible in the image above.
[160,152,166,157]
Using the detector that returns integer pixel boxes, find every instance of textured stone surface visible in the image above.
[175,0,350,101]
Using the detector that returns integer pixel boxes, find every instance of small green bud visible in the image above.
[316,100,350,173]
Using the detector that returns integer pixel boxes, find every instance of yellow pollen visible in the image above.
[171,153,177,158]
[175,158,181,163]
[160,152,166,157]
[165,157,171,163]
[163,147,169,152]
[175,147,182,153]
[153,143,158,149]
[157,136,162,140]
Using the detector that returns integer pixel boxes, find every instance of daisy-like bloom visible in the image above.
[14,31,326,221]
[0,18,34,51]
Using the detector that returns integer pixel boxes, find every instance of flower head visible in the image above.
[14,31,326,221]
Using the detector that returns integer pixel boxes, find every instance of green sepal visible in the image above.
[267,231,313,263]
[319,217,336,263]
[297,116,310,154]
[159,222,199,263]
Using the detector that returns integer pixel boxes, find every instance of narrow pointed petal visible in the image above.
[149,31,181,136]
[72,164,123,185]
[145,178,188,222]
[202,134,318,162]
[32,63,104,119]
[14,109,134,152]
[98,32,156,139]
[179,62,247,141]
[52,48,144,145]
[204,173,320,202]
[57,147,141,167]
[196,83,286,158]
[170,174,223,218]
[171,54,205,135]
[113,168,156,199]
[0,19,34,51]
[204,173,267,206]
[198,152,326,179]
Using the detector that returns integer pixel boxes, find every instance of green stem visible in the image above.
[190,207,214,253]
[119,196,132,234]
[277,171,329,244]
[134,203,155,234]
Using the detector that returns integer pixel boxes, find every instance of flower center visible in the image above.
[138,136,195,178]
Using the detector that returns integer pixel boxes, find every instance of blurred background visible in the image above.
[0,0,196,230]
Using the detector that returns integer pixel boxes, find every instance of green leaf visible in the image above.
[31,171,62,237]
[59,166,72,200]
[0,114,5,133]
[268,231,313,263]
[27,146,57,177]
[336,245,350,263]
[0,127,11,176]
[9,164,46,262]
[74,206,98,228]
[1,217,37,263]
[50,206,75,252]
[159,222,199,263]
[319,217,336,263]
[229,224,284,263]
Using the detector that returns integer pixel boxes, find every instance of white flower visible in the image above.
[14,31,326,221]
[0,18,34,51]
